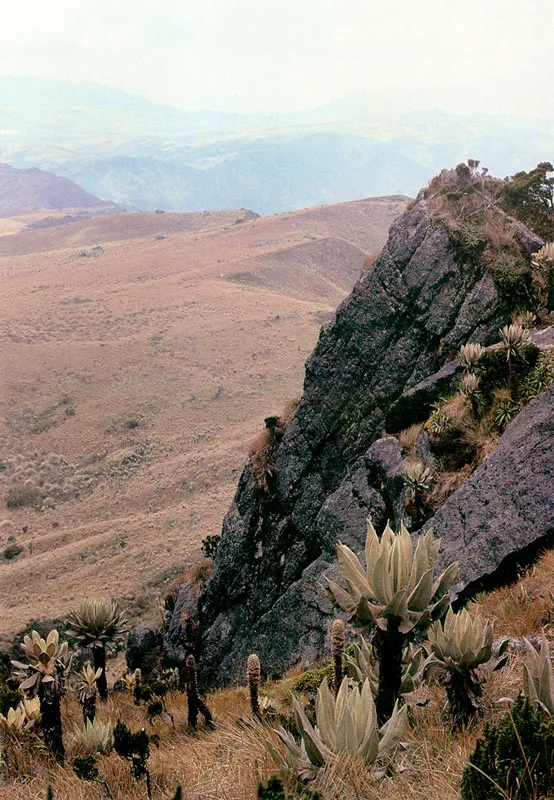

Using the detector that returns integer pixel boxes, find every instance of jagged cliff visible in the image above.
[193,189,550,687]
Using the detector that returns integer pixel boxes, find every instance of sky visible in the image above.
[0,0,552,116]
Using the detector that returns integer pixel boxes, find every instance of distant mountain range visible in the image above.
[0,77,552,214]
[0,162,119,217]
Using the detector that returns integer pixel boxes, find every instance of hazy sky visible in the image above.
[0,0,552,115]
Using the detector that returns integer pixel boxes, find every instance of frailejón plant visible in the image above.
[345,636,425,697]
[327,520,458,721]
[522,637,554,715]
[66,598,126,699]
[459,343,486,371]
[425,607,509,728]
[247,654,261,717]
[331,619,345,697]
[500,323,530,399]
[270,677,407,781]
[12,629,69,761]
[76,663,101,724]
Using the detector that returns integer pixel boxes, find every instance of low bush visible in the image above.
[3,543,23,560]
[5,484,41,508]
[461,696,554,800]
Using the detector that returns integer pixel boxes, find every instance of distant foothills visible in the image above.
[0,76,552,214]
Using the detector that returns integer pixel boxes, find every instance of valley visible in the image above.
[0,195,408,639]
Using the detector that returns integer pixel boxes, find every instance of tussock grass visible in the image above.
[397,424,423,455]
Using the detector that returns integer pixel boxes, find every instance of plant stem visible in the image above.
[373,620,405,724]
[39,685,65,762]
[92,645,108,700]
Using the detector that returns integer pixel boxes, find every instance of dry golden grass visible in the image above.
[428,464,474,508]
[361,251,380,271]
[2,548,553,799]
[397,424,423,455]
[476,549,554,638]
[1,688,277,800]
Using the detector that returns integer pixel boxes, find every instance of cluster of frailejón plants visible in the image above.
[1,532,552,797]
[1,595,213,798]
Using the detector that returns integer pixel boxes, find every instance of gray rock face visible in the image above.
[126,623,162,677]
[428,386,554,598]
[198,197,528,688]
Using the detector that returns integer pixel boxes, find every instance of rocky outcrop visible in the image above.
[198,196,527,688]
[126,623,162,677]
[428,385,554,599]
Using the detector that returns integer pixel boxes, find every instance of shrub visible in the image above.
[114,720,152,798]
[500,161,554,241]
[5,484,41,508]
[201,534,221,560]
[0,685,22,716]
[488,253,536,312]
[461,696,554,800]
[520,347,554,400]
[258,776,325,799]
[291,663,333,696]
[3,543,23,560]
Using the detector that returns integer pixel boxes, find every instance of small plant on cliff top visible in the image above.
[201,534,221,560]
[327,520,458,721]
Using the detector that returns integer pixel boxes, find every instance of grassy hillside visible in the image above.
[0,548,552,799]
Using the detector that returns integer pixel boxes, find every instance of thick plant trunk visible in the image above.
[82,694,96,724]
[373,620,406,724]
[92,645,108,700]
[445,669,483,730]
[185,655,213,729]
[508,355,519,401]
[39,686,65,762]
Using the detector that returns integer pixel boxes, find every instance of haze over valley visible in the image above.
[0,76,552,215]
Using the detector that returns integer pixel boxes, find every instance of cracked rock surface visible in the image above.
[197,196,525,688]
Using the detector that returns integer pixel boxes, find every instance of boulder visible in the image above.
[427,385,554,599]
[126,623,162,677]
